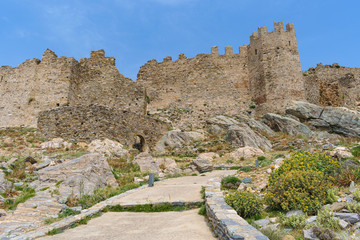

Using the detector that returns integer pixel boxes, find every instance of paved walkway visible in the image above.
[41,170,235,240]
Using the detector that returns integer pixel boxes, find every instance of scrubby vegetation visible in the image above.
[225,191,263,218]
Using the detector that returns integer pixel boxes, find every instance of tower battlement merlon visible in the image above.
[211,46,219,56]
[225,46,233,55]
[90,49,106,58]
[274,21,284,32]
[258,26,268,37]
[286,23,295,32]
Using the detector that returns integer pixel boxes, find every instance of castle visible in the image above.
[1,21,360,132]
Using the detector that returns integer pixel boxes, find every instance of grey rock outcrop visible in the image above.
[155,130,205,152]
[225,124,272,151]
[88,138,129,158]
[190,153,217,173]
[286,101,360,137]
[263,113,313,137]
[133,153,181,175]
[235,114,275,136]
[33,153,118,200]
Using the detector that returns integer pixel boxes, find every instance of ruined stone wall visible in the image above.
[137,47,251,129]
[69,50,146,115]
[37,105,168,150]
[304,64,360,109]
[0,49,77,127]
[0,49,146,128]
[248,22,305,115]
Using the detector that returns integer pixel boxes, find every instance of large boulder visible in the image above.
[225,124,272,151]
[286,101,360,137]
[286,101,324,121]
[133,152,159,174]
[263,113,313,137]
[155,130,205,152]
[34,153,117,199]
[329,147,353,159]
[206,115,240,129]
[190,153,218,173]
[229,146,264,160]
[133,153,181,175]
[88,138,129,159]
[235,114,275,136]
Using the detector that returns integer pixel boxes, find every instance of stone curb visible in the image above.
[205,177,269,240]
[9,184,203,240]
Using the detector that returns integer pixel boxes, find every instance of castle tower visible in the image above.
[248,21,304,114]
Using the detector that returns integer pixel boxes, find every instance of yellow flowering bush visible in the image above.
[269,152,339,185]
[225,191,263,218]
[265,170,332,214]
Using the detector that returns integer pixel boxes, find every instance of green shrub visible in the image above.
[279,213,307,229]
[221,175,242,189]
[353,188,360,201]
[346,202,360,213]
[326,188,339,204]
[316,208,341,231]
[269,152,339,185]
[239,166,252,172]
[351,145,360,157]
[225,191,263,218]
[265,170,332,214]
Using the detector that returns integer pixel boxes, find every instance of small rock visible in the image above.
[14,182,24,187]
[266,168,272,174]
[334,213,360,224]
[319,228,336,240]
[0,209,7,217]
[303,228,320,240]
[25,156,37,164]
[254,219,270,228]
[228,146,264,160]
[329,147,353,159]
[306,216,317,224]
[349,181,355,193]
[286,210,305,217]
[322,143,334,150]
[324,202,346,212]
[69,206,82,212]
[237,182,246,191]
[134,177,144,184]
[242,177,252,184]
[338,218,350,229]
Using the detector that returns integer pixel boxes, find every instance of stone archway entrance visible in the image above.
[133,135,146,152]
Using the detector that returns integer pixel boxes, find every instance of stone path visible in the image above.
[40,170,235,240]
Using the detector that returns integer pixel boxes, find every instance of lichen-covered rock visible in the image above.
[235,114,275,136]
[155,130,205,152]
[286,101,324,121]
[206,115,239,129]
[225,124,272,151]
[88,138,129,158]
[263,113,313,137]
[329,147,353,159]
[229,146,264,160]
[190,153,217,173]
[34,153,117,200]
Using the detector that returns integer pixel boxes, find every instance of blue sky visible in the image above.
[1,0,359,80]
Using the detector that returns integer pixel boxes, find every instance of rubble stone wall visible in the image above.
[37,105,168,150]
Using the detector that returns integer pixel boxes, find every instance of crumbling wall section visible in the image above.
[0,49,77,127]
[304,64,360,110]
[37,105,168,150]
[69,50,146,115]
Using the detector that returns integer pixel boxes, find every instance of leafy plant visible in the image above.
[239,166,253,172]
[265,170,331,214]
[334,168,360,186]
[316,208,341,231]
[221,175,242,189]
[279,213,307,229]
[326,188,339,204]
[346,202,360,213]
[225,191,263,218]
[350,145,360,157]
[353,188,360,201]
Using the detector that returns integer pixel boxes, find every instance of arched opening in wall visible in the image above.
[133,135,146,152]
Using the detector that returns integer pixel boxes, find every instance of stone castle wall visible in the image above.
[38,105,168,150]
[0,50,77,127]
[304,63,360,109]
[0,50,146,128]
[137,46,251,128]
[137,21,305,128]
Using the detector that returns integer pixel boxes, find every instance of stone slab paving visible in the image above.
[40,210,216,240]
[13,170,233,239]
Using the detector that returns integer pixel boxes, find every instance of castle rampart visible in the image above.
[0,49,146,128]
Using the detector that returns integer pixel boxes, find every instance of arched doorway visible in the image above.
[133,135,146,152]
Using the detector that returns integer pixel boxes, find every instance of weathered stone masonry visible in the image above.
[37,105,168,150]
[137,21,305,128]
[0,49,146,128]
